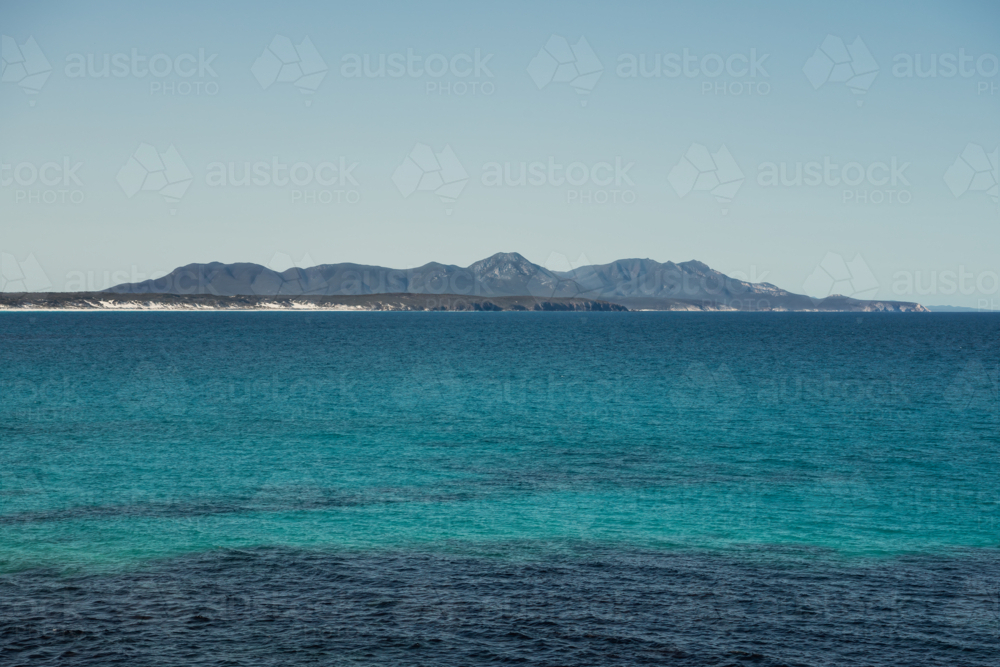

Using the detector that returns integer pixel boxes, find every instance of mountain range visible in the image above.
[106,252,928,312]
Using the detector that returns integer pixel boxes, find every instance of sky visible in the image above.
[1,0,998,306]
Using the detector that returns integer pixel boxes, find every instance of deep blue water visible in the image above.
[1,312,998,665]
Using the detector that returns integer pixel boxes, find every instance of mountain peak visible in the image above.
[468,252,539,278]
[678,260,710,272]
[480,251,531,265]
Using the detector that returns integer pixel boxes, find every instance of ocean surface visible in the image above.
[1,311,998,666]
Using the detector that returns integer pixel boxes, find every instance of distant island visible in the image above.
[0,253,929,312]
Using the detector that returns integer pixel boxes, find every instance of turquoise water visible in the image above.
[2,312,997,569]
[1,312,998,664]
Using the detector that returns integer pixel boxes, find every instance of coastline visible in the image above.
[0,294,933,313]
[0,293,630,313]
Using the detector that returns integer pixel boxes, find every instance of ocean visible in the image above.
[1,312,998,665]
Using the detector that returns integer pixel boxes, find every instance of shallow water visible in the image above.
[1,312,998,664]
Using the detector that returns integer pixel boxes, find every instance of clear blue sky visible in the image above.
[1,0,998,306]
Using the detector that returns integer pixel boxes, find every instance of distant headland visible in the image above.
[1,253,928,312]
